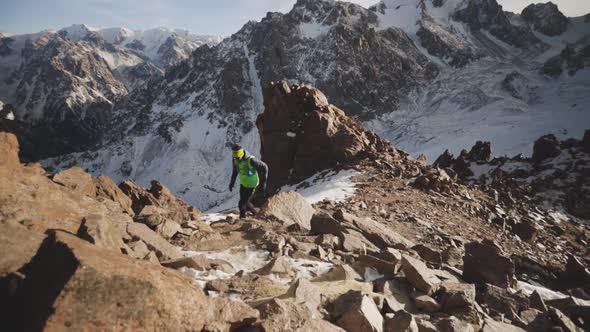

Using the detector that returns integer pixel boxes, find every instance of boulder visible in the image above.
[341,229,379,253]
[261,191,315,231]
[136,205,166,228]
[480,317,525,332]
[511,220,538,243]
[311,211,344,235]
[161,255,233,272]
[519,308,543,325]
[7,231,258,331]
[255,298,317,331]
[335,210,414,250]
[155,219,181,239]
[94,175,134,216]
[412,292,441,312]
[532,134,561,163]
[374,278,414,311]
[76,214,127,252]
[463,239,517,288]
[51,167,96,197]
[476,283,529,318]
[313,264,362,282]
[149,180,198,221]
[442,246,464,267]
[333,291,384,332]
[127,240,150,259]
[357,254,399,278]
[562,254,590,286]
[437,282,476,312]
[126,223,182,261]
[0,132,20,167]
[401,255,442,295]
[299,318,346,331]
[119,179,161,215]
[529,290,548,312]
[412,244,443,265]
[384,310,418,332]
[283,278,323,316]
[416,318,438,332]
[254,255,294,278]
[547,307,579,332]
[257,81,393,190]
[435,316,474,332]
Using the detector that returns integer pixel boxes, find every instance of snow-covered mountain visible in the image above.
[0,24,221,159]
[58,24,223,68]
[36,0,590,211]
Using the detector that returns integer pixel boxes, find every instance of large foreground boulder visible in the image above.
[463,239,517,289]
[257,81,394,190]
[6,231,258,331]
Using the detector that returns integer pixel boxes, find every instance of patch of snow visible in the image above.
[179,245,332,287]
[270,257,334,284]
[180,246,271,287]
[5,111,14,120]
[517,280,568,300]
[280,169,360,205]
[376,0,422,34]
[364,267,385,282]
[299,20,332,39]
[201,212,238,224]
[286,132,297,138]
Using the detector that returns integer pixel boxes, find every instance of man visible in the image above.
[229,144,268,218]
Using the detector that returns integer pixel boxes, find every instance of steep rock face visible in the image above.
[417,16,476,67]
[453,0,541,48]
[521,2,569,36]
[257,81,394,190]
[250,0,437,119]
[543,38,590,77]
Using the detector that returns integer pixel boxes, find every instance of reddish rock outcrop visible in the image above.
[257,81,394,190]
[7,231,258,331]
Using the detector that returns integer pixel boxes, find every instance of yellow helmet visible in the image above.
[232,148,245,159]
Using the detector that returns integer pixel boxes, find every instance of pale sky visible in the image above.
[1,0,588,36]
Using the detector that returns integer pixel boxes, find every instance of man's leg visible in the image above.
[239,185,255,218]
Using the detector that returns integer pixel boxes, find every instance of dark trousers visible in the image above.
[239,185,257,218]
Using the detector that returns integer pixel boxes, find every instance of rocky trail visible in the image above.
[1,82,590,331]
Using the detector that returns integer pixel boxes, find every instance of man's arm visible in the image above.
[251,158,268,190]
[229,160,238,191]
